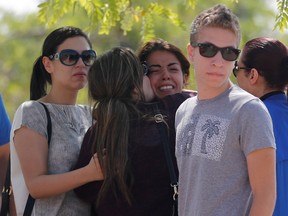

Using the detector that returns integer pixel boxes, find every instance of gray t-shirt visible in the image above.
[175,85,275,216]
[10,101,92,215]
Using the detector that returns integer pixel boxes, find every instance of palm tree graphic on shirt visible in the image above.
[200,119,220,154]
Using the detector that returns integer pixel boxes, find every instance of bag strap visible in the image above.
[0,155,11,216]
[23,102,52,216]
[153,103,178,201]
[39,102,52,144]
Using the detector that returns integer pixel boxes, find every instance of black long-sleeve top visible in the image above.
[74,93,190,216]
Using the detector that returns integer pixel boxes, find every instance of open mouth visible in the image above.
[159,85,174,91]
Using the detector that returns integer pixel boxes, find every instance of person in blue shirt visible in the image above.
[0,94,11,208]
[234,37,288,216]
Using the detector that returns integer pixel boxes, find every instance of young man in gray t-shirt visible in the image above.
[175,4,276,216]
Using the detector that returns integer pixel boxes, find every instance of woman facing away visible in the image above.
[74,47,190,216]
[234,37,288,216]
[10,26,103,215]
[137,38,197,99]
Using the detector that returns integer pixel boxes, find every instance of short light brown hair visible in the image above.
[190,4,241,47]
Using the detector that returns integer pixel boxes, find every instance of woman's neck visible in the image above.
[41,88,78,105]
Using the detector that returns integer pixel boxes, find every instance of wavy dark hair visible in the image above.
[88,47,145,205]
[137,38,190,78]
[241,37,288,90]
[30,26,92,100]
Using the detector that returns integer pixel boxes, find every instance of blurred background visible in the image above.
[0,0,287,119]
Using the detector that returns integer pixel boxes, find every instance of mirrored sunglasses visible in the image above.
[191,42,241,61]
[49,49,96,66]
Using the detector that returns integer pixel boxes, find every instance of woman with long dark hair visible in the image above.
[74,47,189,215]
[10,26,103,215]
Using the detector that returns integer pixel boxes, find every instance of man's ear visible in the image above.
[187,43,195,63]
[42,56,53,74]
[249,68,259,85]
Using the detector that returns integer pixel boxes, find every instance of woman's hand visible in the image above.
[87,153,104,181]
[143,75,155,102]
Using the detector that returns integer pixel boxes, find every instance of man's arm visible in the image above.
[247,147,276,216]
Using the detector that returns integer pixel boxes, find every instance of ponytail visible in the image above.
[30,56,51,100]
[88,47,144,205]
[92,98,133,206]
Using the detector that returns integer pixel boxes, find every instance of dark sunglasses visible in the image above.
[191,42,241,61]
[232,61,252,77]
[49,49,96,66]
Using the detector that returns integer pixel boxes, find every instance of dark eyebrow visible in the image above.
[149,64,161,68]
[149,62,180,68]
[167,62,179,67]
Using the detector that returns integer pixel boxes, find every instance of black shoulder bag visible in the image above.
[23,102,52,216]
[153,103,178,216]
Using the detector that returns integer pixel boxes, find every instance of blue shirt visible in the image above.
[0,95,11,146]
[261,92,288,162]
[261,92,288,216]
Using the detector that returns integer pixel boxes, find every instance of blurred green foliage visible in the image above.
[0,0,287,119]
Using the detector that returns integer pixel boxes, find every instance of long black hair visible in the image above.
[30,26,92,100]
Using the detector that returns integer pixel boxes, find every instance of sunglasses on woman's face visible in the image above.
[49,49,96,66]
[232,61,252,77]
[191,42,241,61]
